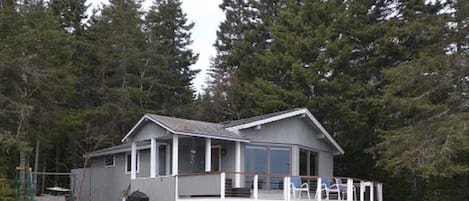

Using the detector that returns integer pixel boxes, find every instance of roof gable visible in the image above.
[225,108,344,155]
[121,114,248,143]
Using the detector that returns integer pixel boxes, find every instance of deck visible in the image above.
[130,173,382,201]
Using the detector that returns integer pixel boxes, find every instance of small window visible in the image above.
[105,155,115,167]
[125,152,140,174]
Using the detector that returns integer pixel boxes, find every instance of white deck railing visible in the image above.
[175,172,383,201]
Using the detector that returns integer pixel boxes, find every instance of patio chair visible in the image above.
[316,178,342,200]
[331,178,357,201]
[290,176,310,199]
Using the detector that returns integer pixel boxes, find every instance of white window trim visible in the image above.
[104,155,115,168]
[125,152,140,174]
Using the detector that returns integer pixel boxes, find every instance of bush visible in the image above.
[0,177,15,201]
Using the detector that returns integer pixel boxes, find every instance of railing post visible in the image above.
[220,172,225,199]
[347,179,353,201]
[370,182,374,201]
[360,181,365,201]
[253,175,258,200]
[283,177,290,201]
[317,177,322,201]
[377,183,383,201]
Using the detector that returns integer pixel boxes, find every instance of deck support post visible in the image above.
[347,179,353,201]
[284,177,290,201]
[234,141,241,188]
[172,135,178,176]
[150,138,157,178]
[205,138,211,172]
[131,141,137,180]
[360,181,365,201]
[253,175,258,200]
[316,177,322,201]
[370,182,374,201]
[220,172,225,199]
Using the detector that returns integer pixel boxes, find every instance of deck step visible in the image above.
[224,179,251,197]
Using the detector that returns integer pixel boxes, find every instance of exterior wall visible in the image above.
[239,116,336,177]
[131,176,176,201]
[218,140,235,172]
[139,149,151,178]
[71,168,90,201]
[131,122,169,142]
[317,151,334,177]
[178,174,222,196]
[88,153,131,201]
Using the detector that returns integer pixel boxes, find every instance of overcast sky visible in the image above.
[86,0,224,93]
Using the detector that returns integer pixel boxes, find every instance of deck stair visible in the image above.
[225,179,251,198]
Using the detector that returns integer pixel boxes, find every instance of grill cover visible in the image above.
[127,190,149,201]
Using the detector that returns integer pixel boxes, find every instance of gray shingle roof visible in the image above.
[222,108,305,128]
[84,141,150,158]
[146,114,247,141]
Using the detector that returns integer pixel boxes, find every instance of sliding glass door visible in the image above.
[245,145,290,189]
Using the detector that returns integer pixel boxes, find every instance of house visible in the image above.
[71,108,382,201]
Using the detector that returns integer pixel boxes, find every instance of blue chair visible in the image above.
[290,176,310,199]
[317,178,340,200]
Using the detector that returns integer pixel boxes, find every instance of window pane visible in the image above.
[126,154,131,172]
[270,147,290,189]
[245,145,267,189]
[105,155,114,167]
[245,145,267,173]
[309,152,316,176]
[299,149,307,176]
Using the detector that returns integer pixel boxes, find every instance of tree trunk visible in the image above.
[33,138,40,195]
[414,173,425,201]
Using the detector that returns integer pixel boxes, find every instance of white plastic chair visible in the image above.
[290,176,310,199]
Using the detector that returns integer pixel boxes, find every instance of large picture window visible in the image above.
[245,145,290,189]
[125,152,140,174]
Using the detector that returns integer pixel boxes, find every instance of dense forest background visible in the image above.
[0,0,467,200]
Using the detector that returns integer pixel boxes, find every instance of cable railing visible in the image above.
[174,172,383,201]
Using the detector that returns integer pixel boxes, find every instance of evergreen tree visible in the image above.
[144,0,199,117]
[82,0,147,149]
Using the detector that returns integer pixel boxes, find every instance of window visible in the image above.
[105,155,115,167]
[125,152,140,174]
[299,148,317,176]
[245,145,291,189]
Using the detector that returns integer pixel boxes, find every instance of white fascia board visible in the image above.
[121,115,153,142]
[304,110,345,155]
[84,144,151,158]
[225,109,306,131]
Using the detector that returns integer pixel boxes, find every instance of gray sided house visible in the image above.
[73,108,350,201]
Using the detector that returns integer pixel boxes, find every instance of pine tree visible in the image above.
[144,0,199,117]
[82,0,147,149]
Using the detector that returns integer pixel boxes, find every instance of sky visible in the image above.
[86,0,224,93]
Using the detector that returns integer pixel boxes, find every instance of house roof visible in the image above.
[84,141,151,158]
[146,114,248,141]
[222,108,305,128]
[121,114,248,143]
[88,107,344,158]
